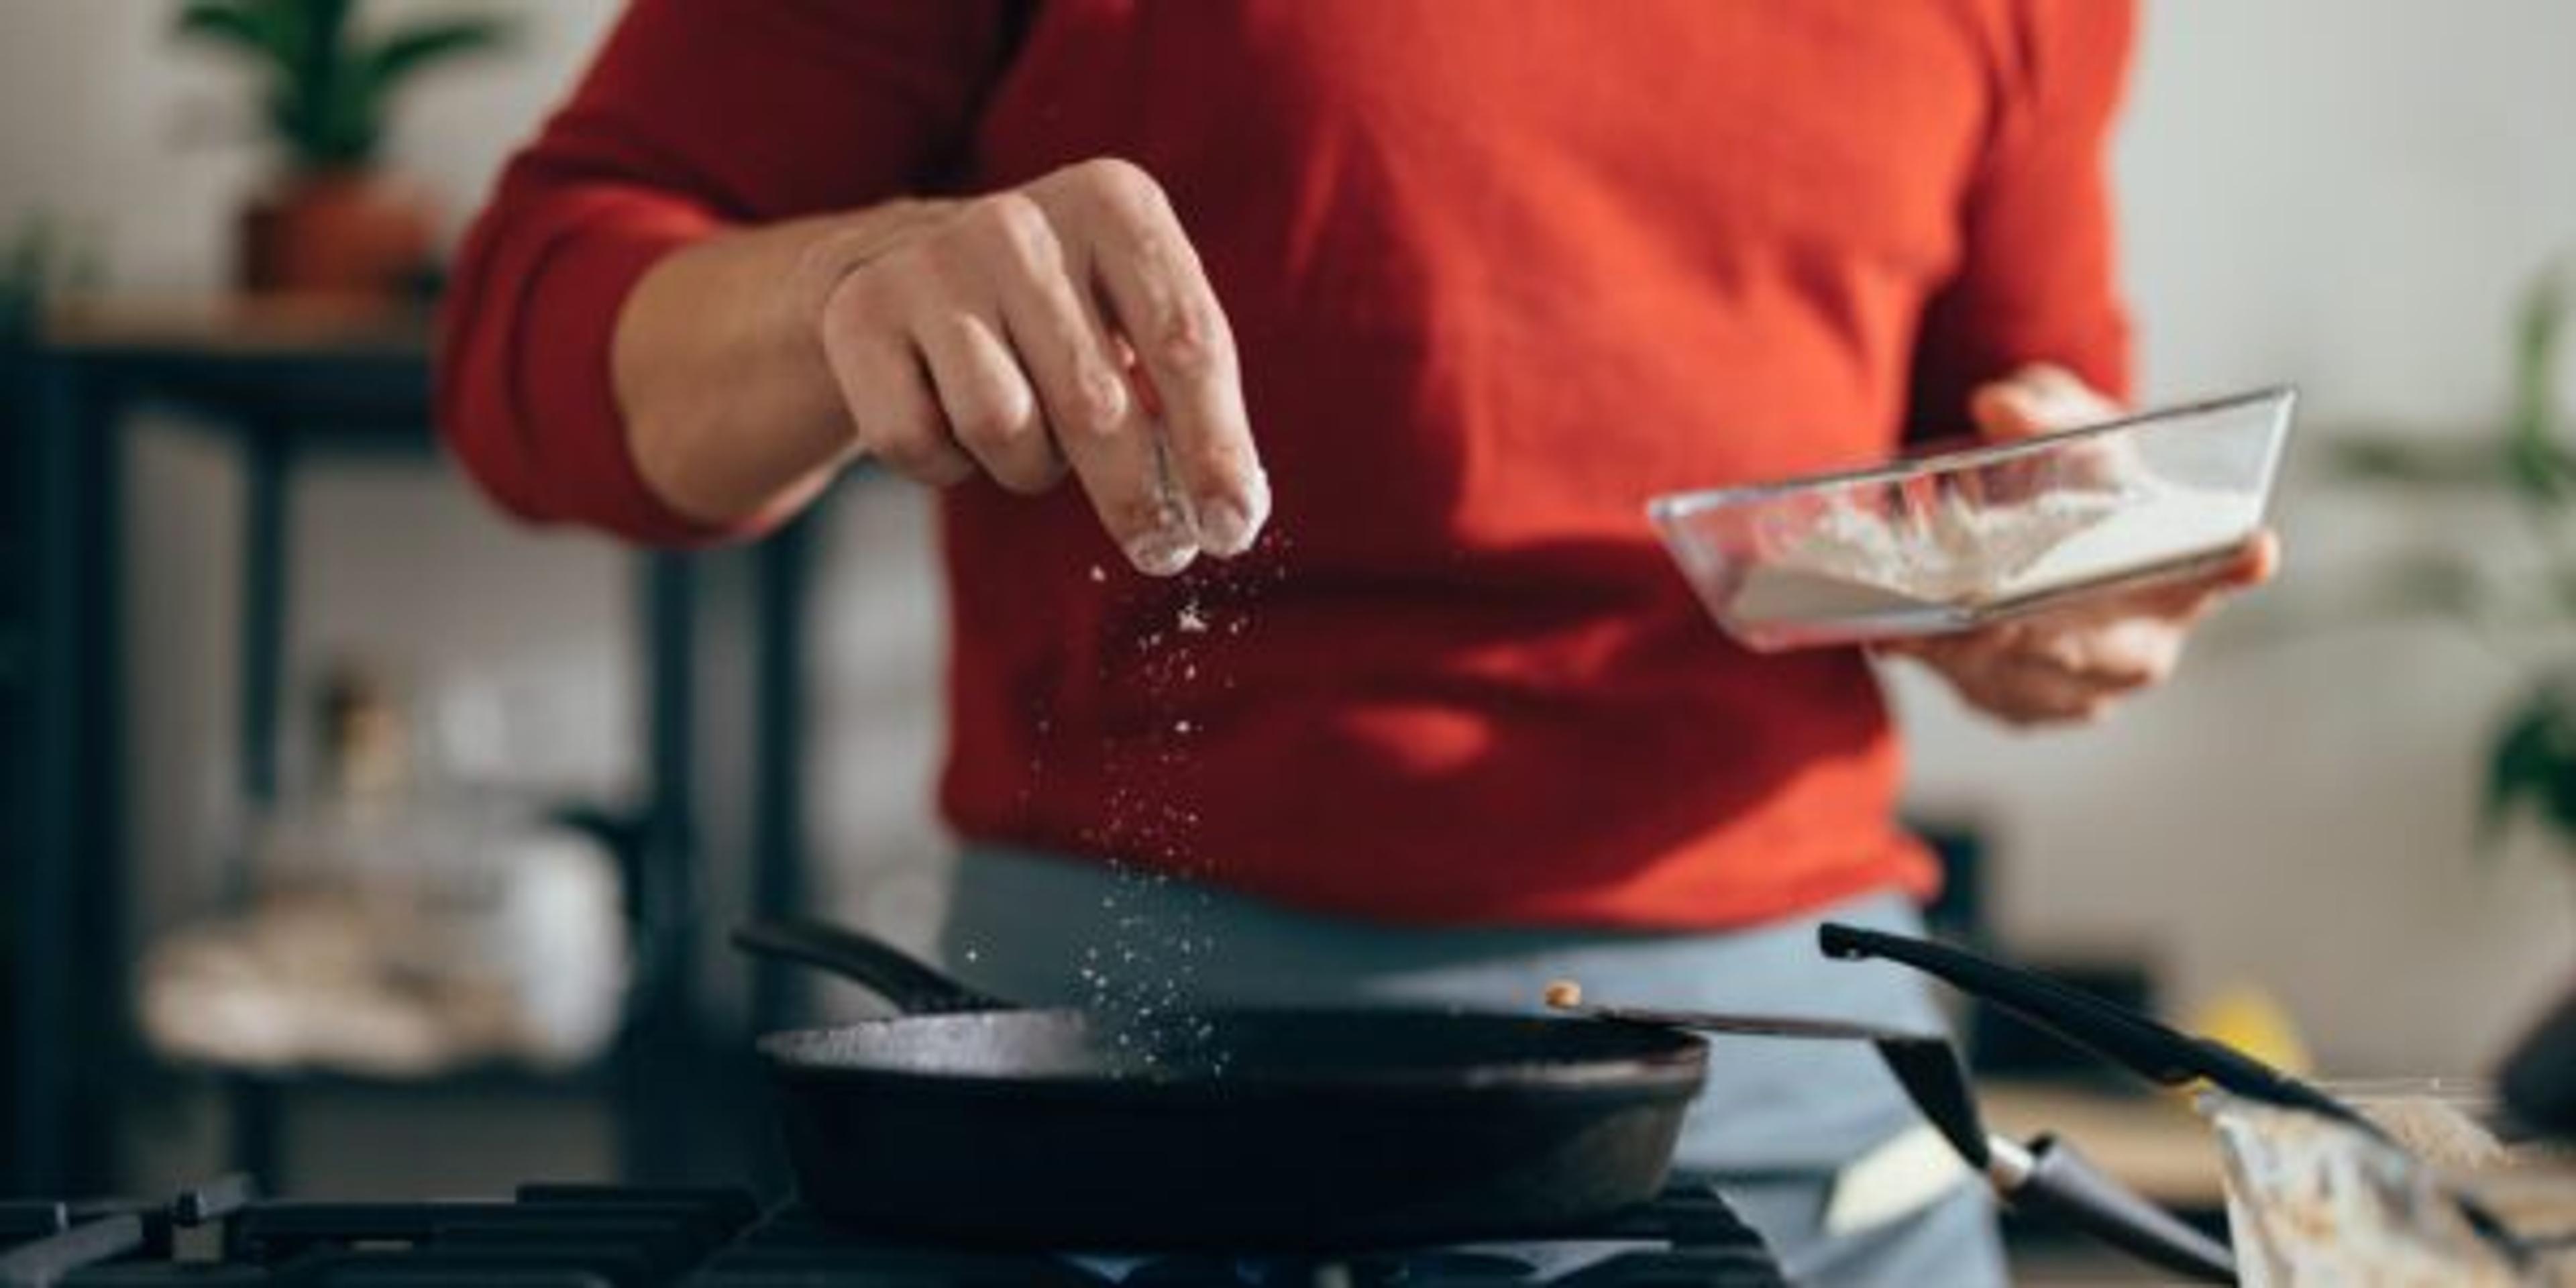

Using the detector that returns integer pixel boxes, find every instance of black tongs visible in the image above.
[1823,924,2356,1125]
[1549,1001,2237,1282]
[1822,922,2536,1268]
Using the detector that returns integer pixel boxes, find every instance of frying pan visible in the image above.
[732,918,1708,1248]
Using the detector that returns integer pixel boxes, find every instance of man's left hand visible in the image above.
[1879,364,2278,728]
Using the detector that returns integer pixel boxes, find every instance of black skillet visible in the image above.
[732,918,1708,1248]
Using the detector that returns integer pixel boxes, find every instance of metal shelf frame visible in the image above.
[3,314,818,1195]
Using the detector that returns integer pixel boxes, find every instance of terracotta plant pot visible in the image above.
[239,170,437,301]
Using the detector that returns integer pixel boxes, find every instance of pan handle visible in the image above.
[732,919,1017,1015]
[2002,1134,2238,1284]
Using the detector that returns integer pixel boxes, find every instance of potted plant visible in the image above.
[2322,258,2576,1158]
[2326,260,2575,860]
[2,217,90,340]
[176,0,511,301]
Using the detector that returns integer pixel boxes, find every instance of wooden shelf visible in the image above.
[40,296,431,359]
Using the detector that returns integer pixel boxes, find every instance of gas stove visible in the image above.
[1,1175,1785,1287]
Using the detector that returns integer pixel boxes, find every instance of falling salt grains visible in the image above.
[1173,719,1194,735]
[1088,564,1107,584]
[1177,600,1210,634]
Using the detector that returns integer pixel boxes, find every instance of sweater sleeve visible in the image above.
[1906,0,2138,437]
[436,0,1020,544]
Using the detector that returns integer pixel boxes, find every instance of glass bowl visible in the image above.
[2203,1082,2576,1286]
[1647,387,2296,651]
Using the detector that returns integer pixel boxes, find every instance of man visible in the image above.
[441,3,2268,1281]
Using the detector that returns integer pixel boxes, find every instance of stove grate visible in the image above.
[1,1178,1779,1288]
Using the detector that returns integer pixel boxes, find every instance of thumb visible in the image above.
[1969,382,2052,441]
[1969,363,2119,441]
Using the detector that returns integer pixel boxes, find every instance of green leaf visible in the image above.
[2550,750,2576,845]
[2326,435,2524,490]
[338,16,511,164]
[176,1,294,72]
[305,0,356,44]
[178,1,509,172]
[2480,689,2576,857]
[288,0,351,167]
[176,3,271,50]
[290,78,372,167]
[262,84,328,163]
[362,17,512,93]
[2506,268,2571,507]
[178,1,281,38]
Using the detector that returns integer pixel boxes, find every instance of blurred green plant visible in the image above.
[0,215,99,342]
[175,0,513,172]
[2328,262,2576,859]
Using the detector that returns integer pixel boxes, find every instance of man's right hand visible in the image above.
[812,158,1268,576]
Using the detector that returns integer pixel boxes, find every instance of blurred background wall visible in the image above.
[2,0,2570,1087]
[1896,0,2576,1074]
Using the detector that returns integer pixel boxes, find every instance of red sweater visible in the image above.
[441,0,2135,929]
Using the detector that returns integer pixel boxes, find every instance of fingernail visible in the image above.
[1124,527,1200,577]
[1195,472,1270,557]
[1197,498,1252,556]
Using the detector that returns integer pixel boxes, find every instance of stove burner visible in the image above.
[1,1176,1782,1287]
